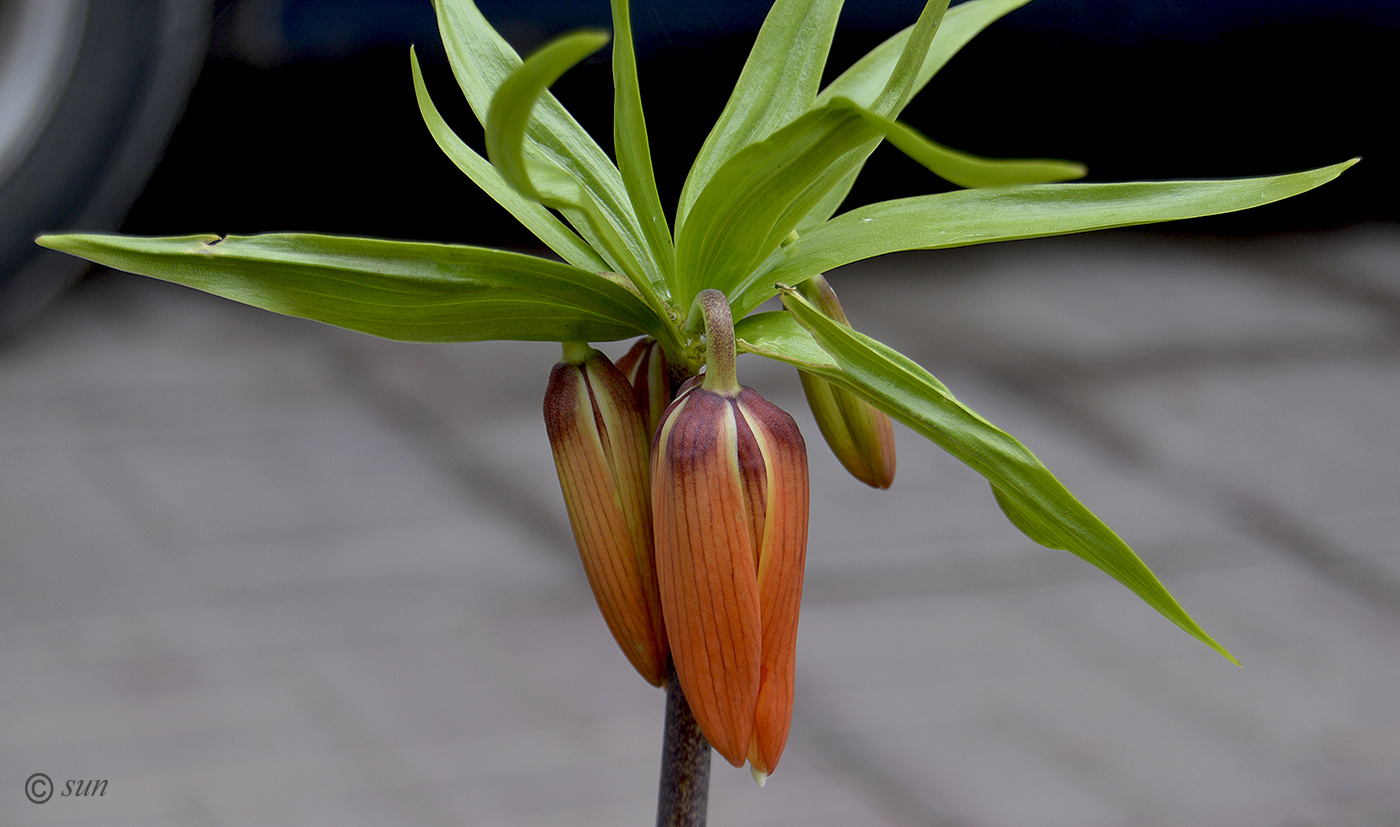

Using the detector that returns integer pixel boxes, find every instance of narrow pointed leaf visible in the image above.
[869,0,949,115]
[676,102,880,302]
[774,0,947,241]
[744,160,1358,314]
[484,29,661,295]
[611,0,675,278]
[676,0,845,228]
[433,0,661,282]
[671,1,1034,305]
[682,53,1081,308]
[990,484,1063,549]
[431,0,534,120]
[737,304,1237,664]
[37,233,657,343]
[841,99,1086,188]
[432,0,620,191]
[799,0,1034,230]
[817,0,1030,111]
[485,30,612,203]
[735,310,841,371]
[411,48,607,272]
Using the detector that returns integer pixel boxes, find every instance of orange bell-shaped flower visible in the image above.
[652,291,809,781]
[544,343,668,686]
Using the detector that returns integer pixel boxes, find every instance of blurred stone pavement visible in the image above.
[2,226,1399,827]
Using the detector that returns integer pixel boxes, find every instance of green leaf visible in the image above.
[765,0,949,242]
[433,0,661,284]
[485,29,611,205]
[817,0,1030,111]
[432,0,534,121]
[611,0,675,278]
[675,3,994,306]
[674,101,880,303]
[799,0,1032,230]
[735,308,953,396]
[675,86,1080,308]
[484,29,666,302]
[735,309,840,370]
[868,0,949,116]
[37,233,657,343]
[714,91,1082,315]
[739,300,1237,664]
[990,484,1063,550]
[675,0,845,229]
[410,47,608,273]
[839,99,1086,188]
[743,159,1358,314]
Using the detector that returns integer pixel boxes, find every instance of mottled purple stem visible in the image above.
[656,659,711,827]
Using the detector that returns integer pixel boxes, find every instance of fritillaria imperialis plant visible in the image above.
[40,0,1353,821]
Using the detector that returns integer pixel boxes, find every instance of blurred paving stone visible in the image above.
[1287,223,1400,300]
[0,441,190,624]
[797,559,1400,827]
[3,228,1399,826]
[1079,357,1400,591]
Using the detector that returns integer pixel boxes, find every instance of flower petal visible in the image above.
[738,389,809,774]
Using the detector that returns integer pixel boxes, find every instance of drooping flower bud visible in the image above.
[614,336,675,441]
[795,275,896,489]
[652,291,810,780]
[544,343,668,686]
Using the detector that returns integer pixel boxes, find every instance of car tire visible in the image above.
[0,0,212,335]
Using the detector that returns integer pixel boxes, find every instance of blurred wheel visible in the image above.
[0,0,212,335]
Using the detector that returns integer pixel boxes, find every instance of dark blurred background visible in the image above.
[128,0,1396,242]
[3,0,1397,331]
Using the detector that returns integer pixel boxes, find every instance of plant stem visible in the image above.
[656,659,711,827]
[688,289,738,396]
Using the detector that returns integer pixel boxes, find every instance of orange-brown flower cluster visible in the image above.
[542,286,894,780]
